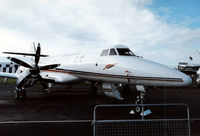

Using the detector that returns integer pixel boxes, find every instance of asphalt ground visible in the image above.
[0,84,199,136]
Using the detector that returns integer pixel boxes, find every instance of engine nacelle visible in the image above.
[16,66,38,87]
[16,66,30,84]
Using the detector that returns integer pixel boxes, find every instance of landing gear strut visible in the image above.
[130,85,149,116]
[135,85,145,105]
[90,82,98,96]
[14,87,26,100]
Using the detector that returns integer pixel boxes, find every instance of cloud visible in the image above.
[0,0,199,66]
[0,28,32,52]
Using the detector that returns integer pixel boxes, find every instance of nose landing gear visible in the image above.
[14,87,26,100]
[135,85,145,105]
[130,85,152,117]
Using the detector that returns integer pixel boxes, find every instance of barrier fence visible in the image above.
[93,104,190,136]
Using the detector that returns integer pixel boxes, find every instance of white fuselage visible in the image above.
[40,55,192,87]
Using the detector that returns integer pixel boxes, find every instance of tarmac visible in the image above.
[0,84,199,136]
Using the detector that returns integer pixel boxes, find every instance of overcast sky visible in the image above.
[0,0,200,66]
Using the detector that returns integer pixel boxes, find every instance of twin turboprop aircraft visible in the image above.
[0,43,192,103]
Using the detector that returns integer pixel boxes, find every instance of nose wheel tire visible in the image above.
[14,89,20,100]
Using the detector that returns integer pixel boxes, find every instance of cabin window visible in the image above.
[9,67,12,73]
[3,67,6,72]
[109,48,117,55]
[15,65,19,72]
[117,48,135,56]
[100,49,109,56]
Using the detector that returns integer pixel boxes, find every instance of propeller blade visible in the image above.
[8,57,33,69]
[3,52,37,56]
[40,64,60,70]
[3,52,49,57]
[35,43,41,65]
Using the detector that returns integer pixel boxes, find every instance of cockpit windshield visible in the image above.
[100,46,136,57]
[100,49,109,56]
[117,48,135,56]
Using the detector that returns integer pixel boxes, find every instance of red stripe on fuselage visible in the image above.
[41,69,183,83]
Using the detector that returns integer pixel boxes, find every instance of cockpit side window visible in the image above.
[109,48,117,55]
[100,49,109,56]
[117,48,135,56]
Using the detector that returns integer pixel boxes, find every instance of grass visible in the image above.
[0,78,16,84]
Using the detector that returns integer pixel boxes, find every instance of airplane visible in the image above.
[178,56,200,76]
[0,43,192,104]
[178,56,200,86]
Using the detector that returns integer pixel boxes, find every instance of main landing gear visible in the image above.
[89,82,98,96]
[122,85,130,101]
[90,84,97,96]
[14,87,26,100]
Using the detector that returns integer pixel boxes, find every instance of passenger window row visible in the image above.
[0,64,19,73]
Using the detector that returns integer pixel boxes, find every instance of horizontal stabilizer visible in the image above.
[3,52,49,57]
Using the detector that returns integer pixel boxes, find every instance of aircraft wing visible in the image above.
[42,77,56,83]
[0,72,17,79]
[40,70,80,84]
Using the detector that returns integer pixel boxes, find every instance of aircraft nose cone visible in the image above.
[182,74,192,86]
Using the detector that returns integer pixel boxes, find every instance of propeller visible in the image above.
[35,43,41,66]
[7,43,60,89]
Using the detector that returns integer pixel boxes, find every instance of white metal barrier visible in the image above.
[93,104,190,136]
